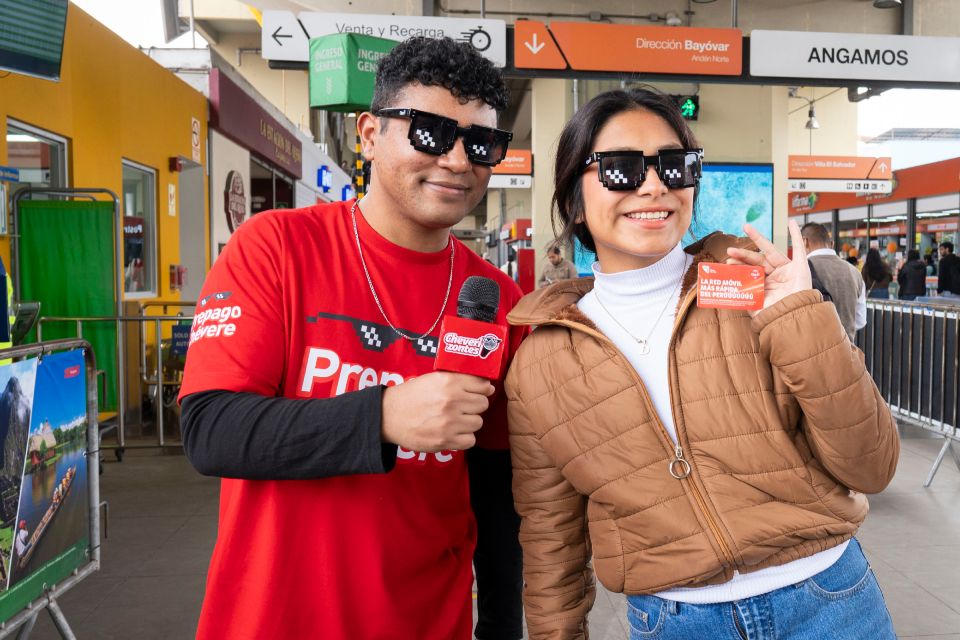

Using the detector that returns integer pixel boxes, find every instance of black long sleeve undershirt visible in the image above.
[180,388,396,480]
[182,387,522,638]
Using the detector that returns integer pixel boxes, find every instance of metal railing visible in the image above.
[37,312,194,453]
[856,298,960,486]
[138,303,194,389]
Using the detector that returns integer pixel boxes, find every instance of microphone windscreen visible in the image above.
[457,276,500,323]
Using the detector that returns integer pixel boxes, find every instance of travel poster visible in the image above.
[0,358,38,591]
[7,350,88,590]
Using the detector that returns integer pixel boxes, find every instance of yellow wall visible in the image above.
[0,4,209,302]
[530,78,572,280]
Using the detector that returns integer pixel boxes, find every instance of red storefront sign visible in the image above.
[210,68,303,179]
[919,220,959,232]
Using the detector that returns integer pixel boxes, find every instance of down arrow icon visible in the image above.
[525,33,545,54]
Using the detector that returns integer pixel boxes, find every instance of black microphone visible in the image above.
[457,276,500,323]
[434,276,508,379]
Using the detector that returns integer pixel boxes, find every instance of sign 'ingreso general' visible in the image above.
[750,30,960,82]
[308,33,397,112]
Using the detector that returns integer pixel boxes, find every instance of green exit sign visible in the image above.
[672,95,699,121]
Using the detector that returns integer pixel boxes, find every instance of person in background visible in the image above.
[802,222,866,342]
[505,87,897,640]
[924,250,937,276]
[178,37,524,640]
[537,245,579,288]
[846,254,861,269]
[863,248,893,299]
[897,249,927,301]
[938,241,960,296]
[500,245,518,279]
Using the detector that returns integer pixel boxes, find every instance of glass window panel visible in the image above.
[274,174,293,210]
[250,157,273,215]
[122,162,157,296]
[5,121,67,199]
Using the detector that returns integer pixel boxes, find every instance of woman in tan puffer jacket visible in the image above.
[505,88,899,640]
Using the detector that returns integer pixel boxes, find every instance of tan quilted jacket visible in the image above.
[505,234,899,639]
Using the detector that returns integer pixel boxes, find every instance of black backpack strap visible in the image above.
[807,259,834,303]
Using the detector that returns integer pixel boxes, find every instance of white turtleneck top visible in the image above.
[577,243,846,604]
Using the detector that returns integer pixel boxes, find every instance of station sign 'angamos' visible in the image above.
[750,30,960,82]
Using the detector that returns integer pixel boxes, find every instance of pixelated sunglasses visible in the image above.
[376,108,513,167]
[584,149,703,191]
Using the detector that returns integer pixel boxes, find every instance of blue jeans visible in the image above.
[868,288,890,299]
[626,539,895,640]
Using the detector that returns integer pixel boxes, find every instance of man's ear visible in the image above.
[357,112,379,161]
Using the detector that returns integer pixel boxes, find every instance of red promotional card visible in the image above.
[697,262,765,311]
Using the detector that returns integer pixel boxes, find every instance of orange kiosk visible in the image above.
[501,219,535,294]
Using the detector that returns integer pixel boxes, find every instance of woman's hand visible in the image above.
[726,219,813,318]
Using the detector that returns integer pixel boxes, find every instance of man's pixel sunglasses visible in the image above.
[584,149,703,191]
[376,108,513,167]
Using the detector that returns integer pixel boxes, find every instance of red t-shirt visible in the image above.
[179,200,525,639]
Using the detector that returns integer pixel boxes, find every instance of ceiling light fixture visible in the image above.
[873,0,902,8]
[788,88,820,152]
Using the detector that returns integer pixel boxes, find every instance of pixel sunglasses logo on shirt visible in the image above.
[190,291,243,345]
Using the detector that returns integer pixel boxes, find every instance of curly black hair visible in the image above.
[371,37,509,114]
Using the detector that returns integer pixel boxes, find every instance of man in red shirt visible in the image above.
[179,37,523,639]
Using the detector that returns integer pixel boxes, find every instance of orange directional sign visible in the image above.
[788,157,960,216]
[513,21,566,70]
[788,155,892,180]
[492,149,533,175]
[514,21,742,76]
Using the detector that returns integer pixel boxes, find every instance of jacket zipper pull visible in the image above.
[669,444,692,479]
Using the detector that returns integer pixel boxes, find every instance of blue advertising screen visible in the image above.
[573,163,774,274]
[688,163,774,242]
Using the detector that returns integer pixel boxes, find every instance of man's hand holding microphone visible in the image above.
[381,276,507,453]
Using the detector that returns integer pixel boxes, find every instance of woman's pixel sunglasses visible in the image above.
[584,149,703,190]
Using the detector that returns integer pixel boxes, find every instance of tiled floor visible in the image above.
[22,424,960,639]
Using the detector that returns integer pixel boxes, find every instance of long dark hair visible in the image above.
[864,248,891,282]
[551,87,700,253]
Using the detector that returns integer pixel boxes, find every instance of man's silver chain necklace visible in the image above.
[351,200,454,342]
[593,271,684,356]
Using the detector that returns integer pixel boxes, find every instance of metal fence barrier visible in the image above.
[0,339,102,640]
[856,299,960,486]
[37,311,194,455]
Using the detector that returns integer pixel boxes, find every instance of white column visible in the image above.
[530,78,571,273]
